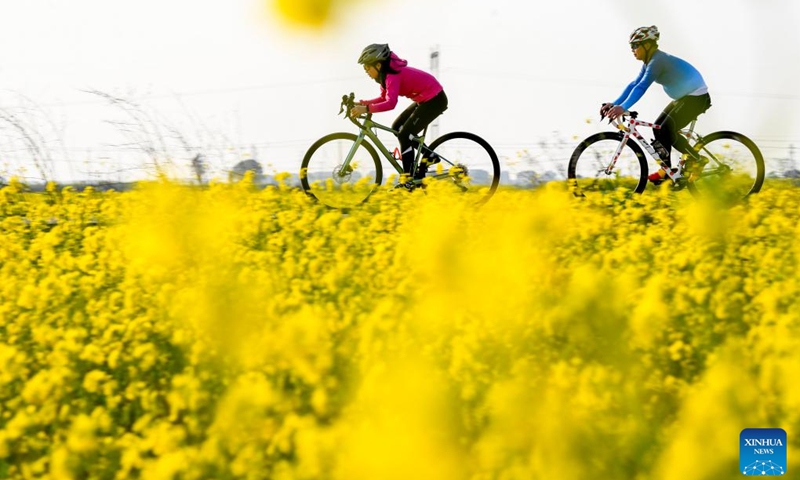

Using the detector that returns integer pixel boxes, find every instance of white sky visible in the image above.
[0,0,799,181]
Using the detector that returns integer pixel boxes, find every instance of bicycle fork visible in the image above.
[337,130,368,177]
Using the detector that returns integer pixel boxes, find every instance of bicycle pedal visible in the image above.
[393,181,416,192]
[671,177,689,191]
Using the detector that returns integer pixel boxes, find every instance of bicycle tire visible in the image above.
[426,131,500,206]
[300,132,383,209]
[568,131,648,197]
[687,131,764,201]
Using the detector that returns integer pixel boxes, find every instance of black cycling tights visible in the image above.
[654,93,711,166]
[391,90,449,175]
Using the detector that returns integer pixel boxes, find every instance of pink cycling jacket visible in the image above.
[361,52,443,113]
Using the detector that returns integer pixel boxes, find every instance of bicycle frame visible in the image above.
[335,93,449,184]
[607,113,706,182]
[345,115,409,175]
[345,114,448,183]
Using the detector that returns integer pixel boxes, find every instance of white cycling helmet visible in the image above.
[629,25,660,44]
[358,43,391,65]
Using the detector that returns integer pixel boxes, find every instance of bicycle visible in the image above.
[300,93,500,209]
[567,110,765,203]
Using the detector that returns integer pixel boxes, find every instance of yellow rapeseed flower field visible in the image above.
[1,175,798,479]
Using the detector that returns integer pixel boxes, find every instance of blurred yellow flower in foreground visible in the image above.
[0,179,799,478]
[271,0,357,27]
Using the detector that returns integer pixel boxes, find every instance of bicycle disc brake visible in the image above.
[332,164,353,184]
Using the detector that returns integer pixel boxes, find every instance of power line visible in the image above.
[444,68,800,102]
[22,76,363,108]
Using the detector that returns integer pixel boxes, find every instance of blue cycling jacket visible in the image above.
[613,50,707,110]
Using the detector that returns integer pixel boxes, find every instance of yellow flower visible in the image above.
[1,179,799,477]
[82,370,110,394]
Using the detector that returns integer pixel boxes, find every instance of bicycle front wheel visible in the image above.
[687,131,764,202]
[300,132,383,209]
[568,131,648,197]
[426,132,500,206]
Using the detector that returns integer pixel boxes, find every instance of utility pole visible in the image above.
[430,46,440,140]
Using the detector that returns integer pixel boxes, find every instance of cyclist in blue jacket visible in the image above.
[602,26,712,183]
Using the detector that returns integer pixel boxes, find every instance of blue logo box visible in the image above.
[740,428,787,476]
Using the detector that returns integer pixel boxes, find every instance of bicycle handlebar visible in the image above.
[339,92,372,124]
[339,93,354,117]
[601,109,639,129]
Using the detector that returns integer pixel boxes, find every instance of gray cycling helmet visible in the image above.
[358,43,391,65]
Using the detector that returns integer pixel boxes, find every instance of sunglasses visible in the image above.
[630,42,643,50]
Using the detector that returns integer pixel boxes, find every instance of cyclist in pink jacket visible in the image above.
[350,44,448,184]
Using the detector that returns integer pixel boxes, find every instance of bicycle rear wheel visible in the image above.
[568,132,648,197]
[300,132,383,209]
[687,131,764,202]
[425,132,500,206]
